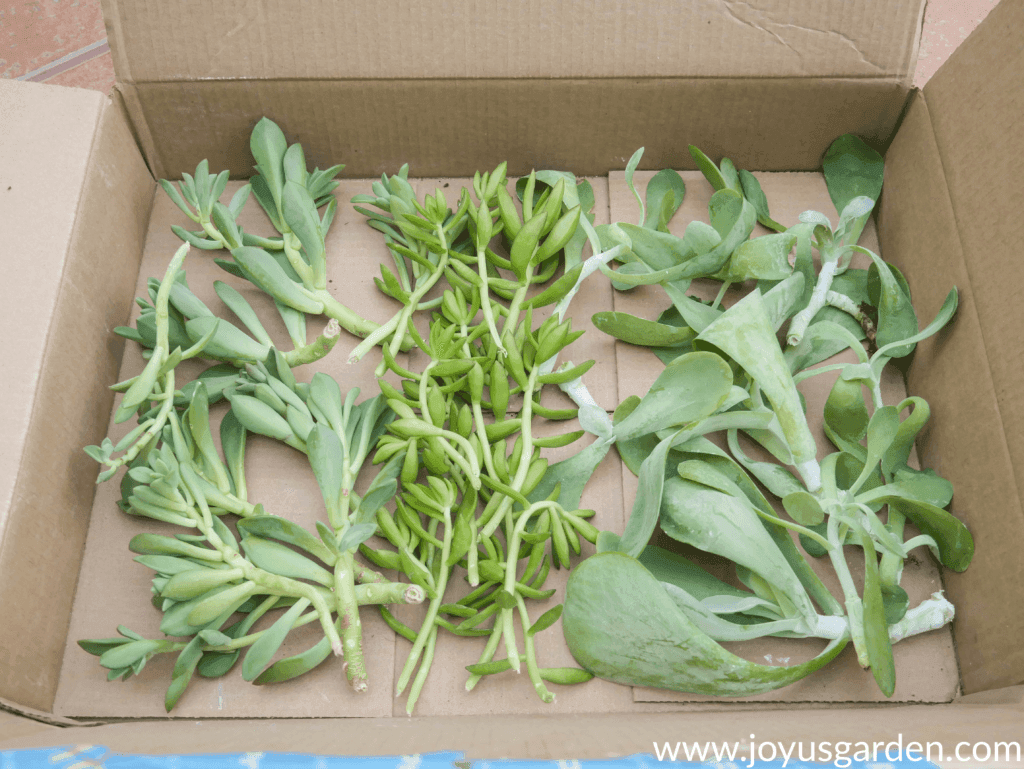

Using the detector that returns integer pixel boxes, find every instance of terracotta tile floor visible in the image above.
[0,0,1001,92]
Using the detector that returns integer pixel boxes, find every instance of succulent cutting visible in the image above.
[563,135,971,697]
[83,123,971,711]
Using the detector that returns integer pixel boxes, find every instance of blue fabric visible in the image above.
[0,747,942,768]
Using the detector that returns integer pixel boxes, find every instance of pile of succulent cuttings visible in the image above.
[82,119,972,712]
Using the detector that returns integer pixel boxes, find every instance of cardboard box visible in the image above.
[1,0,1022,759]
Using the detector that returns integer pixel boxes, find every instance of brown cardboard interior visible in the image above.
[884,0,1024,696]
[101,0,923,179]
[0,80,154,714]
[54,165,957,718]
[4,0,1024,753]
[103,0,923,84]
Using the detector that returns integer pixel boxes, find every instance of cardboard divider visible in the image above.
[117,78,910,181]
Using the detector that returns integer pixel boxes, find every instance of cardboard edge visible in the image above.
[879,89,1024,695]
[899,0,928,86]
[117,77,908,181]
[0,93,105,712]
[0,94,156,714]
[1,702,1023,758]
[0,698,96,730]
[99,0,132,87]
[115,83,163,180]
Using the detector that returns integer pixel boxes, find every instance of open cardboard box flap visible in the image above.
[1,0,1023,755]
[103,0,922,179]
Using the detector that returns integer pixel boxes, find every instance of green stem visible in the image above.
[711,280,731,311]
[827,513,868,667]
[481,368,538,539]
[283,234,316,288]
[352,225,450,366]
[282,318,341,368]
[501,261,536,344]
[465,623,503,691]
[334,551,368,692]
[477,246,505,355]
[395,505,452,696]
[404,624,438,715]
[515,593,554,703]
[307,289,396,346]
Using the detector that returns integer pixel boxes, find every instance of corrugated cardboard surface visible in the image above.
[3,701,1024,761]
[117,78,911,182]
[4,0,1024,751]
[102,0,923,84]
[0,80,153,712]
[878,0,1024,695]
[54,165,958,718]
[102,0,920,180]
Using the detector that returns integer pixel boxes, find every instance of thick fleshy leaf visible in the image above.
[824,376,870,443]
[254,633,332,684]
[624,147,646,224]
[616,432,677,558]
[860,495,972,571]
[592,311,695,347]
[726,232,796,281]
[873,287,959,361]
[185,316,268,363]
[237,515,338,566]
[612,352,733,441]
[563,552,847,695]
[283,181,326,273]
[861,251,918,358]
[643,169,686,232]
[739,169,785,232]
[859,532,896,697]
[660,477,816,621]
[822,134,884,222]
[638,544,750,602]
[526,436,613,511]
[242,598,311,681]
[306,424,345,519]
[688,146,729,192]
[241,537,333,585]
[214,281,273,347]
[697,290,818,477]
[250,118,288,212]
[231,247,323,313]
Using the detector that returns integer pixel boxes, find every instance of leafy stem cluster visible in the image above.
[82,251,427,708]
[563,135,972,698]
[354,165,610,713]
[161,118,411,353]
[85,137,618,712]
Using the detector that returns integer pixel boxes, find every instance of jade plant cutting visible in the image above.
[563,135,972,698]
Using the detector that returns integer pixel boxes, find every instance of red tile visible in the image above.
[915,0,999,86]
[44,48,113,91]
[1,0,107,80]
